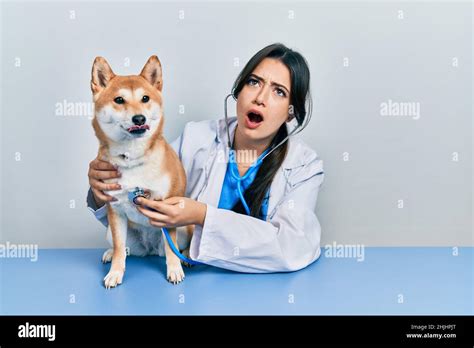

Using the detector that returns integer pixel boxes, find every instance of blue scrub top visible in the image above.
[218,151,270,221]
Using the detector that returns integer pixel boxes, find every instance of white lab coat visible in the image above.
[87,116,325,273]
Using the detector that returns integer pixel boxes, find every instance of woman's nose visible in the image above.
[254,85,270,106]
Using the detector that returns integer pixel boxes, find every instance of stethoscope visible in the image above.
[228,146,270,215]
[131,93,303,268]
[130,188,206,267]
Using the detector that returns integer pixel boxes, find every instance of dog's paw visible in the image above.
[104,270,124,289]
[180,249,194,268]
[102,248,114,263]
[102,247,130,264]
[167,263,185,284]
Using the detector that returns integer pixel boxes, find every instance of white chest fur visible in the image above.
[104,140,171,226]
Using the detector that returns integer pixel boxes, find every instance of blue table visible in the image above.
[1,247,471,315]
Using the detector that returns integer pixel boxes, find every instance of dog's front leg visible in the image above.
[104,205,128,289]
[163,227,185,284]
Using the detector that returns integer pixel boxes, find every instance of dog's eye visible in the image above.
[142,95,150,103]
[114,97,125,104]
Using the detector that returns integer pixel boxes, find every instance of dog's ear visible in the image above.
[91,57,115,95]
[140,55,163,92]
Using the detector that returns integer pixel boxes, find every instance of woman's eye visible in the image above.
[114,96,125,104]
[142,95,150,103]
[275,88,286,97]
[247,78,259,86]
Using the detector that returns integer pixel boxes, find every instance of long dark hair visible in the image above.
[230,43,313,219]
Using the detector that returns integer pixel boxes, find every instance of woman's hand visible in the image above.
[88,157,122,208]
[135,196,207,228]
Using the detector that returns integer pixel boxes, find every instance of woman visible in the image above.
[87,43,325,273]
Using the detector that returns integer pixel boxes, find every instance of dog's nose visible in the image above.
[132,115,146,126]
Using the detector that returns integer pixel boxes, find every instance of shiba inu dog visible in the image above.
[90,55,193,288]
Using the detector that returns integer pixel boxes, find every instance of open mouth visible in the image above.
[245,110,264,129]
[127,124,150,135]
[247,110,264,123]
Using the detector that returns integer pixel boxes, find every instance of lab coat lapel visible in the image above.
[197,117,237,207]
[197,144,228,208]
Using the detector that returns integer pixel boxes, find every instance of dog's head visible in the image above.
[91,55,164,143]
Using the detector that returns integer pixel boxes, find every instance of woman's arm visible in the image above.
[86,187,109,227]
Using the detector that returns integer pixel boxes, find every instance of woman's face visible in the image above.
[236,57,292,147]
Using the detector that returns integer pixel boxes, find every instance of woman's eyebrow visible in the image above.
[250,73,290,94]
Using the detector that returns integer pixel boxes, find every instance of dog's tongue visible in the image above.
[127,124,150,132]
